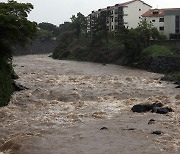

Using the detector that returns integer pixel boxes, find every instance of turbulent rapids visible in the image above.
[0,54,179,154]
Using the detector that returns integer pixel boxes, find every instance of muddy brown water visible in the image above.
[0,54,179,154]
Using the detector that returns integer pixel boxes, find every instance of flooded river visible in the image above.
[0,54,180,154]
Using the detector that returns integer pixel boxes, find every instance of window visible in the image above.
[111,10,114,14]
[176,16,180,33]
[112,25,114,30]
[153,11,159,14]
[115,9,118,14]
[115,17,118,22]
[159,26,164,31]
[111,17,114,22]
[175,16,180,31]
[152,20,155,22]
[139,9,141,11]
[159,18,164,22]
[139,17,141,19]
[176,15,179,21]
[118,7,123,14]
[170,34,180,40]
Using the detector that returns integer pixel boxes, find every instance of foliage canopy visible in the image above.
[71,12,87,38]
[0,0,37,107]
[0,0,37,58]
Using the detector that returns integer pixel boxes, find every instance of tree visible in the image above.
[91,10,111,43]
[71,12,87,38]
[0,0,37,59]
[118,19,161,65]
[38,22,58,36]
[137,18,160,47]
[0,0,37,106]
[36,29,53,41]
[59,22,71,34]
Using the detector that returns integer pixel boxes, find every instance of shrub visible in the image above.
[0,59,13,107]
[142,45,174,58]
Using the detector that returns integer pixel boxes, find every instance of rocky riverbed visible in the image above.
[0,54,179,154]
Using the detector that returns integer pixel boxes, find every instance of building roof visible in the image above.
[142,8,180,17]
[119,0,151,7]
[92,0,151,14]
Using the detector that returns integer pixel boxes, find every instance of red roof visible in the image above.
[142,8,180,17]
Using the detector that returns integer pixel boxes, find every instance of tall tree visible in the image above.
[71,12,87,38]
[0,0,37,58]
[0,0,37,106]
[91,10,111,43]
[137,18,158,47]
[38,22,58,36]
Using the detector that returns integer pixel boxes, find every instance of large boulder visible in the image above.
[131,102,163,113]
[131,102,173,114]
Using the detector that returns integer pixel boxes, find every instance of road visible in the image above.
[0,54,179,154]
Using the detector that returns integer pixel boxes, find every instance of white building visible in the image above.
[88,0,151,32]
[142,8,180,39]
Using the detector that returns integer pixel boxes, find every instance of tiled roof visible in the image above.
[92,0,151,13]
[117,0,151,7]
[142,8,180,17]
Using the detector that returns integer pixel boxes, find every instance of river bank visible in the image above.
[0,54,179,154]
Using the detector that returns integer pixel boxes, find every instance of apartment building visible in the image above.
[88,0,151,32]
[142,8,180,39]
[88,0,180,40]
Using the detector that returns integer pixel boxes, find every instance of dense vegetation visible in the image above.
[53,11,180,83]
[53,12,165,65]
[0,0,37,106]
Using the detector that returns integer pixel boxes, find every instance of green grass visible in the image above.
[142,45,177,58]
[169,71,180,79]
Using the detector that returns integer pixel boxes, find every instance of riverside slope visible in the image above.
[0,54,179,154]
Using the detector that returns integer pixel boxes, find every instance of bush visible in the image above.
[142,45,175,58]
[0,59,13,107]
[52,37,125,64]
[169,71,180,80]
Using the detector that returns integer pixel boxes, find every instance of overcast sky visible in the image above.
[1,0,180,25]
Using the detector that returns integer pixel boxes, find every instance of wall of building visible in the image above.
[124,0,151,28]
[145,16,164,33]
[164,15,175,38]
[89,0,152,32]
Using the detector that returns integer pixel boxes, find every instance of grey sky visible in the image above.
[1,0,180,25]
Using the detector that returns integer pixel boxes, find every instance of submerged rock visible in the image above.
[131,103,153,113]
[152,107,173,114]
[152,131,162,135]
[100,127,108,130]
[11,72,19,80]
[175,85,180,88]
[131,102,163,113]
[148,119,156,125]
[131,102,173,114]
[12,81,28,91]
